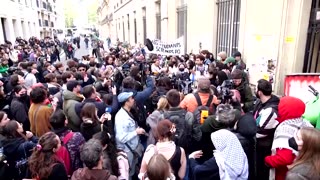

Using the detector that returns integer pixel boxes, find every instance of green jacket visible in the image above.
[235,81,254,112]
[0,64,9,74]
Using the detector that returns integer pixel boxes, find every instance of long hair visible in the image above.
[3,120,27,140]
[157,97,169,111]
[28,132,61,179]
[80,103,99,123]
[0,111,6,125]
[92,131,120,177]
[290,127,320,176]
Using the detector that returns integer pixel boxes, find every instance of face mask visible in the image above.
[288,137,298,151]
[179,68,184,72]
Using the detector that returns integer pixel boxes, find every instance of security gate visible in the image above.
[216,0,241,56]
[303,0,320,73]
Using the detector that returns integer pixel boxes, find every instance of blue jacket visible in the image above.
[122,76,155,129]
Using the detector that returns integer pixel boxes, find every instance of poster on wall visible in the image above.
[147,37,185,55]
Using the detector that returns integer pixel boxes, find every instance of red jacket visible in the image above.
[265,148,296,180]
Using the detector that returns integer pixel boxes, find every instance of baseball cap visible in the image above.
[118,92,134,103]
[223,57,236,64]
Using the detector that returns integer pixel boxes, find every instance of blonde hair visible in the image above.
[157,97,169,111]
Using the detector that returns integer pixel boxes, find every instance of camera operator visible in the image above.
[231,69,254,113]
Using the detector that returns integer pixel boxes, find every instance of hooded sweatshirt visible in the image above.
[71,167,117,180]
[265,96,313,180]
[63,90,84,131]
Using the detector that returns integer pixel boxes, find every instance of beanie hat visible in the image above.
[231,69,243,79]
[233,51,242,57]
[277,96,306,123]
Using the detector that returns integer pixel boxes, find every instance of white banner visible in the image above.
[148,37,185,55]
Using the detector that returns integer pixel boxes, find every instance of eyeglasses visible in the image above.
[78,68,86,72]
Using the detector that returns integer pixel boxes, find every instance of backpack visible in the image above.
[163,110,192,151]
[193,93,215,124]
[56,132,74,175]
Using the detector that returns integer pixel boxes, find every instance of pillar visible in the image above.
[23,21,30,39]
[13,19,23,38]
[161,0,168,42]
[28,22,33,38]
[146,0,156,39]
[4,18,15,43]
[124,14,130,43]
[129,11,135,45]
[274,0,312,94]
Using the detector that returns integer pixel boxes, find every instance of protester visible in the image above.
[28,132,68,180]
[142,154,176,180]
[285,127,320,180]
[265,96,313,180]
[10,85,30,130]
[71,139,117,180]
[0,111,10,142]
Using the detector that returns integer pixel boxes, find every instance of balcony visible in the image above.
[39,19,42,27]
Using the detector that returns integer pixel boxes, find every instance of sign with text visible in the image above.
[149,37,185,55]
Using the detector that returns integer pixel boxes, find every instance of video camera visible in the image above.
[218,79,234,104]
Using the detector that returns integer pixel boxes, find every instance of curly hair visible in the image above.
[28,132,61,179]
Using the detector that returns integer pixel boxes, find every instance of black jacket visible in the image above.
[75,96,118,119]
[10,96,29,124]
[234,113,257,180]
[80,120,113,141]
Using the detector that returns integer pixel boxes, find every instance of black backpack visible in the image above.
[163,110,192,151]
[193,93,215,124]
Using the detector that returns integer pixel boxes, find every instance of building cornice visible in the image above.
[97,0,108,14]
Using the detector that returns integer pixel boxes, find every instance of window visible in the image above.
[143,16,146,43]
[142,7,146,43]
[156,2,161,39]
[216,0,241,56]
[127,14,130,42]
[177,5,187,54]
[134,18,137,43]
[122,21,125,41]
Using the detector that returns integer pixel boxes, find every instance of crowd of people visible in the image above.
[0,36,319,180]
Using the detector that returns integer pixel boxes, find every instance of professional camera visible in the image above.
[218,79,234,104]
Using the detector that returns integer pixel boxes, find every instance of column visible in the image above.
[28,22,33,38]
[23,21,30,39]
[136,7,144,44]
[13,19,23,38]
[129,11,135,45]
[120,17,124,42]
[124,14,129,43]
[4,18,15,43]
[274,0,312,94]
[161,0,168,42]
[22,21,27,39]
[146,1,156,39]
